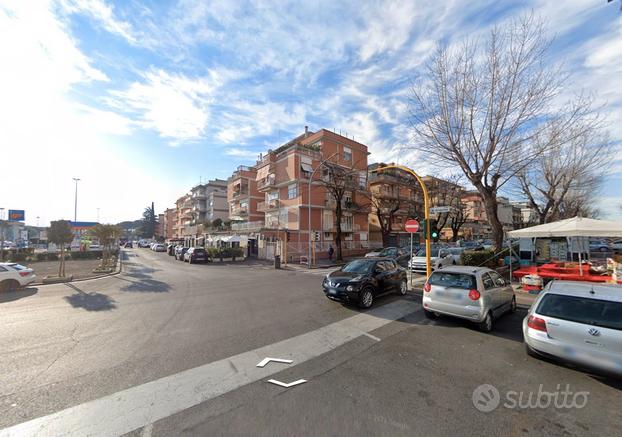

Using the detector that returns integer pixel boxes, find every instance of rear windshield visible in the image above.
[194,249,206,253]
[9,264,27,271]
[428,272,476,290]
[537,294,622,331]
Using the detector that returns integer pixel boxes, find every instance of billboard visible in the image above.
[8,210,25,222]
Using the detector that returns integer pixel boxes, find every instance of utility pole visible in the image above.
[73,178,81,222]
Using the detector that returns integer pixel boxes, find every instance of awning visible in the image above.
[256,165,271,181]
[507,216,622,238]
[301,163,313,173]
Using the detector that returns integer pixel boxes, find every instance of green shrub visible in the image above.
[460,249,498,268]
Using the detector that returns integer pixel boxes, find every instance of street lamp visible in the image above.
[72,178,81,222]
[308,152,339,268]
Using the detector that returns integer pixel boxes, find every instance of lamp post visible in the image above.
[308,152,339,268]
[73,178,81,222]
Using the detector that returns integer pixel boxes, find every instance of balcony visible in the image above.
[232,188,249,199]
[230,205,248,216]
[257,176,276,191]
[257,199,280,212]
[340,223,353,232]
[231,221,263,231]
[375,189,399,199]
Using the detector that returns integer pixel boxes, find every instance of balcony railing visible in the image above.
[231,221,263,231]
[257,199,280,211]
[232,189,248,198]
[230,205,248,216]
[257,176,276,190]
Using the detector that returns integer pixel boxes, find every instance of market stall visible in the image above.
[507,217,622,285]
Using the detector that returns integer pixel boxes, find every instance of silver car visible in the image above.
[422,266,516,332]
[523,281,622,377]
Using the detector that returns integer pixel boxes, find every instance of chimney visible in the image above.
[304,125,309,137]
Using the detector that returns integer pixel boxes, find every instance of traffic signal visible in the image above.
[421,219,440,241]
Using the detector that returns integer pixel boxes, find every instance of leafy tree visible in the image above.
[48,220,73,277]
[139,202,157,238]
[90,224,122,268]
[211,218,223,229]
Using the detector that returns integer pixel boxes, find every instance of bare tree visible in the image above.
[427,174,469,242]
[516,118,610,223]
[409,15,593,249]
[321,161,367,261]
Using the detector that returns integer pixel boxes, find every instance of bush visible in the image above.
[206,247,244,260]
[461,249,498,268]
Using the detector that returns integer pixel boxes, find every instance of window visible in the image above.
[323,210,333,229]
[374,261,387,272]
[343,146,352,161]
[537,294,622,331]
[488,271,506,287]
[429,272,477,290]
[267,191,279,201]
[482,273,495,290]
[358,171,367,189]
[288,184,297,199]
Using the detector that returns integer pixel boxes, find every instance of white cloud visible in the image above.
[224,148,260,159]
[111,70,223,142]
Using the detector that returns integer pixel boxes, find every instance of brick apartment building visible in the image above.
[162,208,175,239]
[461,191,521,239]
[229,127,371,261]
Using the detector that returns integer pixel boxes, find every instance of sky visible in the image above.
[1,0,621,226]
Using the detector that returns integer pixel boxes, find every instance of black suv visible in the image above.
[174,246,189,261]
[184,247,208,264]
[322,258,408,309]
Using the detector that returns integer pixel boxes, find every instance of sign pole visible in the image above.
[410,231,413,290]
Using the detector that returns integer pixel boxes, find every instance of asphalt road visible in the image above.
[1,249,621,436]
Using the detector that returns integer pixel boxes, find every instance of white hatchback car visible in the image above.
[0,263,36,292]
[523,280,622,377]
[408,247,455,272]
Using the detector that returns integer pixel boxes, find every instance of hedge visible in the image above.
[207,247,244,260]
[460,249,498,269]
[3,249,119,263]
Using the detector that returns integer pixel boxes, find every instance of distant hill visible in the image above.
[116,219,142,230]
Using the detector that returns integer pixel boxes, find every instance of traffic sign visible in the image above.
[404,219,420,233]
[430,206,452,214]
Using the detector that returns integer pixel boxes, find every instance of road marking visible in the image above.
[267,379,307,388]
[0,300,419,437]
[256,357,294,367]
[363,332,381,342]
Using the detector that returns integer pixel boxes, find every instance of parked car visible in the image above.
[137,240,150,248]
[364,250,382,257]
[88,244,102,251]
[124,242,133,248]
[422,266,516,332]
[175,246,189,260]
[408,247,455,272]
[0,263,36,292]
[153,243,166,252]
[612,240,622,254]
[460,241,484,250]
[375,247,411,267]
[448,247,464,265]
[523,280,622,377]
[322,258,408,309]
[167,244,176,256]
[184,247,208,264]
[589,240,611,252]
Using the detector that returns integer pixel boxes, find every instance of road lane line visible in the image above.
[0,300,419,437]
[363,332,381,342]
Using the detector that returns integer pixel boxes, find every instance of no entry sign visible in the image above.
[404,219,419,233]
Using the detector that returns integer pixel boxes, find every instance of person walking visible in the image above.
[328,244,334,262]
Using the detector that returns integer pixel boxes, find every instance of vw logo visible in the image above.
[588,328,600,336]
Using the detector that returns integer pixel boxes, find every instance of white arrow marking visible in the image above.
[256,357,293,368]
[267,379,307,388]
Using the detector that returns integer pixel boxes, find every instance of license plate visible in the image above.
[436,290,461,301]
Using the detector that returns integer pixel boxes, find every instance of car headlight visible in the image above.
[346,285,354,291]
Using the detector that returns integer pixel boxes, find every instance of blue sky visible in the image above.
[1,0,621,225]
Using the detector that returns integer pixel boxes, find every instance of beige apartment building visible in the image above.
[227,165,263,223]
[190,180,229,225]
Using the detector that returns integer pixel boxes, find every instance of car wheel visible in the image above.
[0,280,19,293]
[398,280,408,295]
[358,287,374,309]
[478,311,493,332]
[509,296,517,313]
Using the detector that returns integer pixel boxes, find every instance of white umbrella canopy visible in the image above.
[507,217,622,238]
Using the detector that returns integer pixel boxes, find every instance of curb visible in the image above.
[32,252,124,287]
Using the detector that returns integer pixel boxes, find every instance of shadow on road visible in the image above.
[118,276,170,293]
[63,283,116,311]
[0,287,38,303]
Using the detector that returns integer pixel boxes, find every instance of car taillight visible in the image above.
[423,282,431,293]
[527,315,547,332]
[19,271,31,277]
[468,289,480,300]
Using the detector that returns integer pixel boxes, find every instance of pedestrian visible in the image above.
[328,244,334,261]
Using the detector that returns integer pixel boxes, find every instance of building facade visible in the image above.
[227,166,263,224]
[189,180,229,226]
